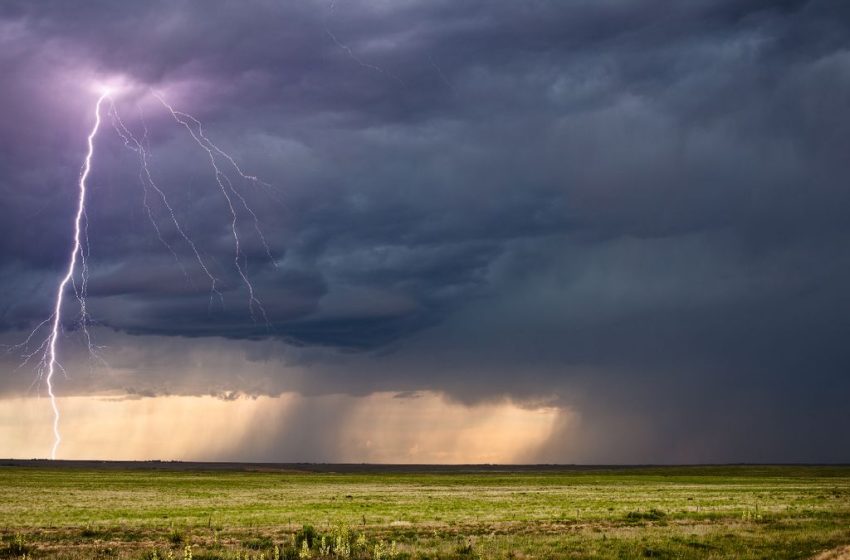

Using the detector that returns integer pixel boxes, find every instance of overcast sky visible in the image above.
[1,0,849,463]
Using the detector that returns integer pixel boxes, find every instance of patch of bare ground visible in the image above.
[813,545,850,559]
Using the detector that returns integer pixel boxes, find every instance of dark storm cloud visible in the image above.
[2,0,850,461]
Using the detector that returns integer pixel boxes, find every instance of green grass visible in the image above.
[1,465,849,558]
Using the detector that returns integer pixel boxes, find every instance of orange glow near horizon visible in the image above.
[0,392,563,463]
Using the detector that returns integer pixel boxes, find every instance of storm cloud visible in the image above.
[1,0,850,462]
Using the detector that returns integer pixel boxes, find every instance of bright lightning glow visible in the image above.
[43,91,109,459]
[91,76,132,98]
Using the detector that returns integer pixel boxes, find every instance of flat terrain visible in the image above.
[1,463,849,559]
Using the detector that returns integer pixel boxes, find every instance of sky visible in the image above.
[1,0,849,463]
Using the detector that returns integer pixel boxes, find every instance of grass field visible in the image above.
[1,464,849,559]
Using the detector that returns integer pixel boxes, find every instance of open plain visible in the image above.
[1,463,849,559]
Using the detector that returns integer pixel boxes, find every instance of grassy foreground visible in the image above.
[0,465,849,559]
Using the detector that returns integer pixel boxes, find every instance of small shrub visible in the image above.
[1,534,33,558]
[244,536,274,550]
[373,539,399,560]
[625,509,667,522]
[281,543,300,560]
[295,525,317,550]
[354,533,367,552]
[373,540,388,560]
[641,548,675,559]
[454,540,476,557]
[332,526,352,558]
[80,524,99,538]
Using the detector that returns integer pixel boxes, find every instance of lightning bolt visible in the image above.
[153,92,270,324]
[323,0,405,86]
[9,85,278,458]
[428,55,455,94]
[9,85,280,457]
[38,91,109,459]
[108,100,224,309]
